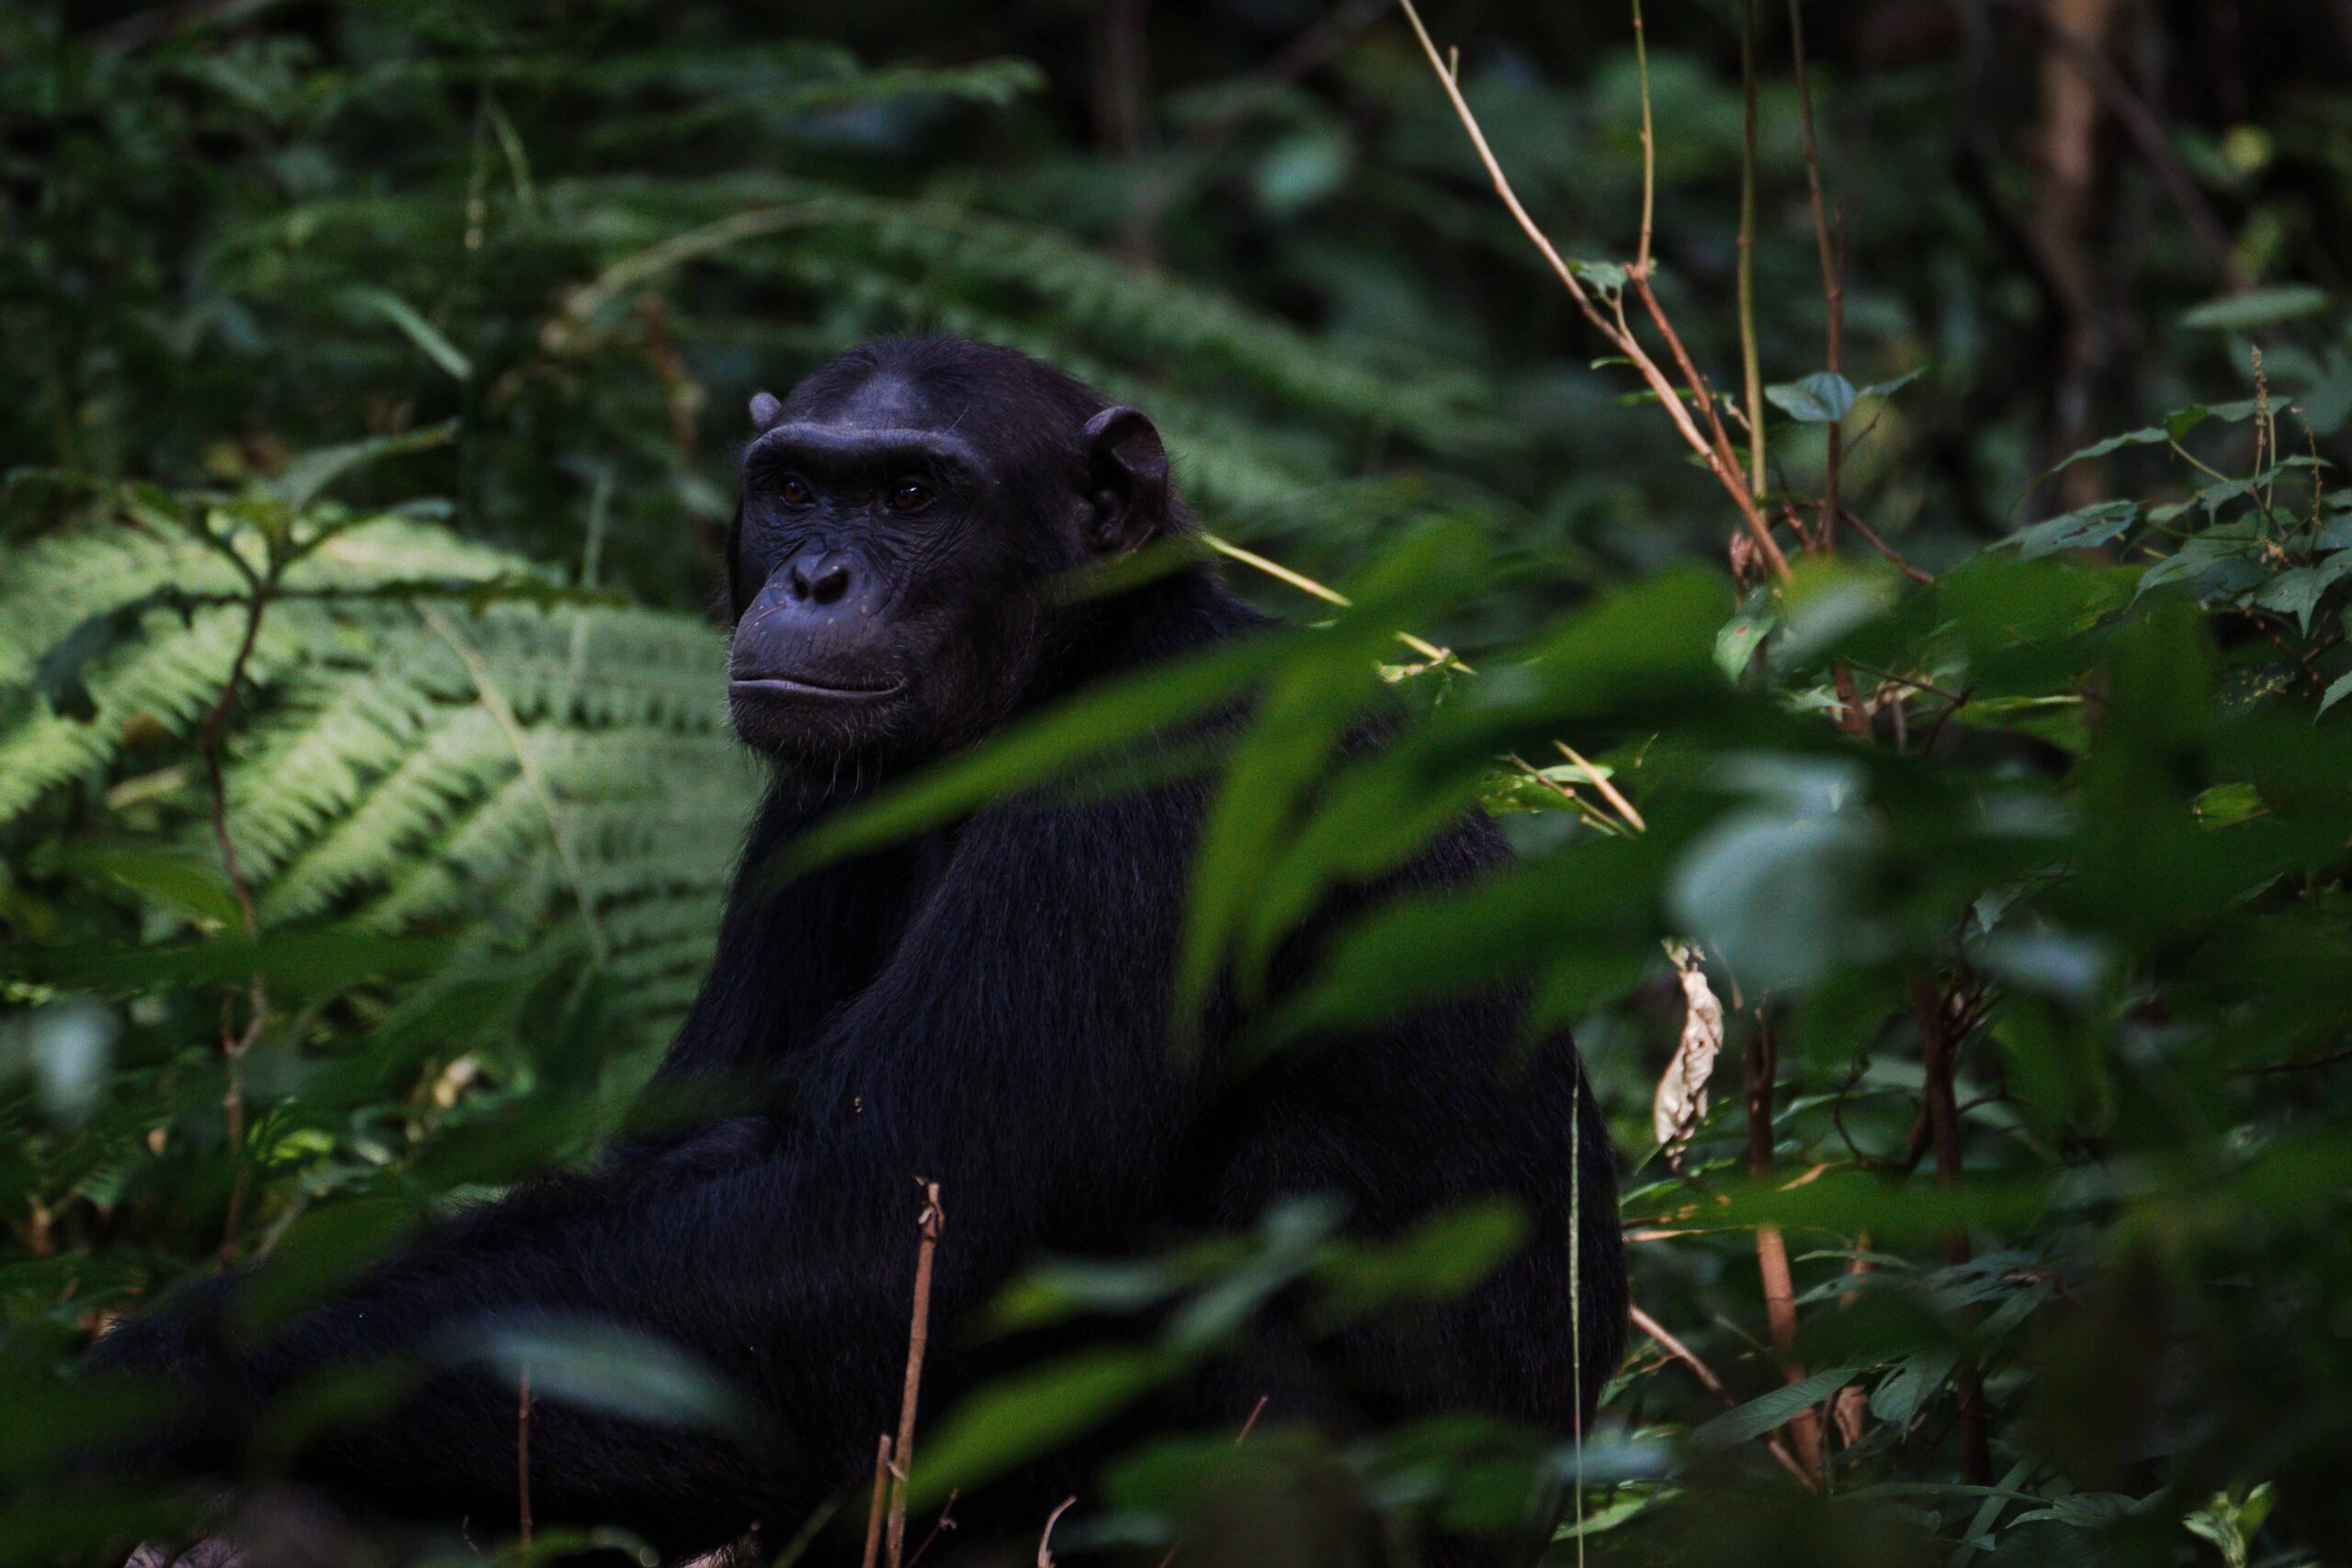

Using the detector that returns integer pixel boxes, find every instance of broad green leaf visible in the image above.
[1765,371,1859,423]
[2180,285,2330,331]
[1997,501,2137,560]
[2248,549,2352,632]
[470,1320,753,1435]
[1688,1363,1872,1451]
[912,1347,1175,1505]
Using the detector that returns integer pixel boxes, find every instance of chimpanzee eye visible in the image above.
[778,474,813,506]
[887,479,932,513]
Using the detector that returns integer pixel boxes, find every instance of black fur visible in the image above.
[86,338,1627,1560]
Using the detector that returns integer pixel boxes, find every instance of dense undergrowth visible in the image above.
[6,3,2352,1564]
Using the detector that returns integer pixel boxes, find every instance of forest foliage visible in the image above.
[6,2,2352,1564]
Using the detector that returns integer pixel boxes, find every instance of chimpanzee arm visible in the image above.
[97,788,1202,1554]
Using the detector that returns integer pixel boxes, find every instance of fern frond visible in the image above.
[1,513,758,1054]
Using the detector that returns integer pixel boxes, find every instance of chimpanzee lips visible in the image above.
[729,671,906,701]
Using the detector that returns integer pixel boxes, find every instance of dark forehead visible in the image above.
[776,336,1109,465]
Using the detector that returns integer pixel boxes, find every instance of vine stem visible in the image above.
[1395,0,1791,581]
[198,585,271,1261]
[1736,0,1767,499]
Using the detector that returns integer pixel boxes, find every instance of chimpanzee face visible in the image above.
[726,340,1169,774]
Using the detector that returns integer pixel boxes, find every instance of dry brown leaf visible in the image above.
[1654,942,1724,1170]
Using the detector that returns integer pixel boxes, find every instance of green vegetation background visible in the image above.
[6,2,2352,1563]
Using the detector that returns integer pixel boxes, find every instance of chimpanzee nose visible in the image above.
[788,551,854,606]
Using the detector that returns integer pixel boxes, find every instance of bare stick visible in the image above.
[860,1435,893,1568]
[517,1365,534,1547]
[1553,740,1645,833]
[1839,508,1934,584]
[903,1492,960,1568]
[1629,1303,1815,1487]
[1631,276,1747,496]
[1037,1496,1079,1567]
[885,1182,947,1568]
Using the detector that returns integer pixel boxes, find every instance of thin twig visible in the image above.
[517,1365,534,1548]
[1630,276,1747,494]
[902,1492,960,1568]
[1787,0,1847,547]
[860,1435,893,1568]
[886,1183,947,1568]
[1838,508,1935,584]
[1554,739,1645,833]
[1736,0,1766,498]
[1630,0,1656,276]
[1628,1303,1815,1487]
[1203,533,1463,669]
[1037,1496,1079,1568]
[2229,1043,2352,1077]
[1395,0,1792,581]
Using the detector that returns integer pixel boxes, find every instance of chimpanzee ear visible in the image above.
[1080,406,1170,558]
[749,391,783,431]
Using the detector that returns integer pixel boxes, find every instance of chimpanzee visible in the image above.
[86,337,1627,1561]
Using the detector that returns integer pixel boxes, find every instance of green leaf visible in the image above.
[912,1347,1175,1505]
[1858,367,1927,401]
[2051,425,2167,469]
[470,1321,753,1436]
[1688,1363,1872,1451]
[265,423,460,513]
[1765,371,1859,423]
[1714,596,1776,681]
[1567,258,1630,292]
[342,286,473,381]
[1310,1198,1529,1326]
[2180,286,2330,331]
[1998,501,2137,560]
[2249,549,2352,632]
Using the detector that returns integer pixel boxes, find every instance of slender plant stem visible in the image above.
[1631,0,1655,277]
[1629,1303,1815,1486]
[860,1435,893,1568]
[1913,976,1993,1486]
[886,1183,946,1568]
[1395,0,1792,581]
[1736,0,1766,499]
[198,584,272,1261]
[1745,1012,1826,1483]
[1788,0,1846,547]
[517,1365,534,1547]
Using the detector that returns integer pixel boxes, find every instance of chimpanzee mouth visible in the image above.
[729,673,906,701]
